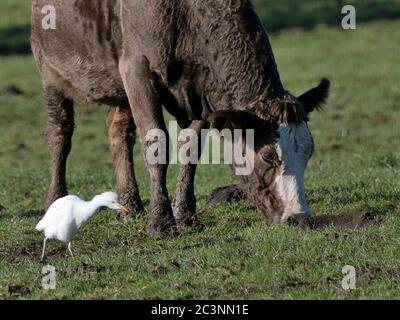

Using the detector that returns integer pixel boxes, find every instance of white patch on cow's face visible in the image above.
[274,122,314,220]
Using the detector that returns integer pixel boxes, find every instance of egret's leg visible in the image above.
[68,242,74,257]
[41,238,48,261]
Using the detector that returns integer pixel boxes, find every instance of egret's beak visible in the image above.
[116,203,129,214]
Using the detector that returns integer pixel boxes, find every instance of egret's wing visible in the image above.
[35,196,81,231]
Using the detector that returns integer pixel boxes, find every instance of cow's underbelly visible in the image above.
[32,0,129,106]
[44,55,129,106]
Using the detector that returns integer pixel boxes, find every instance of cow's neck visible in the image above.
[190,0,286,110]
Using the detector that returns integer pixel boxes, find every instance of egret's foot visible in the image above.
[146,204,177,236]
[118,190,145,218]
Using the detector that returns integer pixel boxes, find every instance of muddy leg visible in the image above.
[120,56,175,235]
[107,107,144,216]
[44,86,74,209]
[173,120,209,227]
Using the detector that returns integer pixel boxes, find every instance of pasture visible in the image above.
[0,1,399,299]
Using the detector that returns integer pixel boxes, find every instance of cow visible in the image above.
[31,0,330,235]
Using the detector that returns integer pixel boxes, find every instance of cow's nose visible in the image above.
[286,213,313,228]
[281,207,312,222]
[303,206,313,217]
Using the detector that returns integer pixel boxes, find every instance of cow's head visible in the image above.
[209,79,330,224]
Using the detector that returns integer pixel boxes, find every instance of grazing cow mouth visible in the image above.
[208,79,331,224]
[228,121,315,224]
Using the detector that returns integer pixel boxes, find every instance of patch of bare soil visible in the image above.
[4,84,24,96]
[7,284,30,298]
[15,241,67,261]
[291,211,378,230]
[64,263,112,277]
[209,187,378,231]
[18,241,42,257]
[208,185,245,204]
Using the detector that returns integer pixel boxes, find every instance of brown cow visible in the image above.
[31,0,330,234]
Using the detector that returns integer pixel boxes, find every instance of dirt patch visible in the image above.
[208,185,246,204]
[7,284,30,297]
[371,111,391,124]
[64,263,111,277]
[291,211,378,230]
[4,85,24,96]
[209,187,378,231]
[16,241,67,261]
[15,142,30,151]
[18,242,42,257]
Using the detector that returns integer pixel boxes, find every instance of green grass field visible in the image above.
[0,1,399,299]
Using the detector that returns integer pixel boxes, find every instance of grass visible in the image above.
[0,2,399,300]
[253,0,400,32]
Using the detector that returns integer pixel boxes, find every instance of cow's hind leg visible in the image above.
[44,86,74,209]
[173,120,209,227]
[120,56,175,235]
[107,106,144,216]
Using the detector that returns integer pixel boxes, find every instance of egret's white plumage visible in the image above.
[36,192,128,260]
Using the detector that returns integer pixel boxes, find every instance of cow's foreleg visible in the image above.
[107,106,144,216]
[44,86,74,210]
[120,56,175,235]
[173,120,209,227]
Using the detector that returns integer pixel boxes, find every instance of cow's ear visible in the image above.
[298,78,330,114]
[208,110,263,130]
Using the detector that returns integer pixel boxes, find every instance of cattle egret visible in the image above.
[36,192,128,260]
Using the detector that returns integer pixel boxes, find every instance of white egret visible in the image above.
[36,192,128,260]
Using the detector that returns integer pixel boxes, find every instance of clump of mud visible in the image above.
[209,186,378,231]
[290,211,378,230]
[7,284,30,297]
[4,85,24,96]
[16,241,67,261]
[208,185,245,204]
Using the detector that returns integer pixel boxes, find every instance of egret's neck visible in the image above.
[76,197,104,227]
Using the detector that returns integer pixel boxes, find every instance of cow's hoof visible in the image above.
[118,191,145,218]
[287,214,313,229]
[175,213,205,230]
[117,202,145,219]
[146,213,177,237]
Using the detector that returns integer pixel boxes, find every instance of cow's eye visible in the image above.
[262,153,275,164]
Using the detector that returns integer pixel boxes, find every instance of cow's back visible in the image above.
[31,0,128,105]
